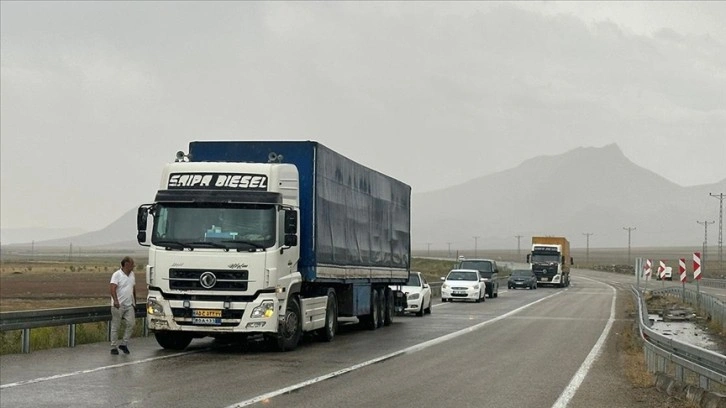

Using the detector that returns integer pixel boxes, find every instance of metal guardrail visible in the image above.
[0,304,148,353]
[631,286,726,391]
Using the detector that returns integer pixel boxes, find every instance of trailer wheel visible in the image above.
[361,289,380,330]
[154,331,192,350]
[271,296,302,351]
[316,290,337,342]
[376,288,385,328]
[383,288,394,326]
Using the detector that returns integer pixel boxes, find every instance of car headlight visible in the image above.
[147,297,165,316]
[250,300,275,318]
[442,283,448,289]
[473,284,479,290]
[408,293,420,300]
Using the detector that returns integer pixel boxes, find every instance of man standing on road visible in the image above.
[110,256,137,355]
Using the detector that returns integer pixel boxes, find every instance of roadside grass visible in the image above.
[0,319,146,355]
[621,296,655,388]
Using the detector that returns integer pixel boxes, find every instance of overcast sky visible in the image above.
[1,1,725,231]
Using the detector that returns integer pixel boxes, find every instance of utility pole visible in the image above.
[473,236,480,257]
[698,220,715,275]
[426,242,432,256]
[710,193,724,272]
[515,235,523,257]
[68,242,73,262]
[446,242,452,258]
[623,227,636,265]
[582,232,593,264]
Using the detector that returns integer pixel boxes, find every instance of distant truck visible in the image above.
[526,236,572,287]
[137,141,410,351]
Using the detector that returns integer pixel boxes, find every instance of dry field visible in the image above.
[0,255,148,312]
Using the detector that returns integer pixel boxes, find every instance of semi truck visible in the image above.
[526,236,572,287]
[136,141,410,351]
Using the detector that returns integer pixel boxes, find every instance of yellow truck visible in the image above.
[526,236,573,288]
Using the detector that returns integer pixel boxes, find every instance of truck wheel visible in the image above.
[361,289,380,330]
[376,288,385,328]
[316,290,337,342]
[272,296,302,351]
[154,331,192,350]
[383,288,394,326]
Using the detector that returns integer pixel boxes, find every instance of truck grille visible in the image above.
[169,269,249,291]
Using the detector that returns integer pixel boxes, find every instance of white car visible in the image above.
[440,269,485,303]
[390,271,432,316]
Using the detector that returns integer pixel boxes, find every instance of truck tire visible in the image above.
[154,331,192,350]
[361,289,380,330]
[316,290,337,342]
[384,288,394,326]
[272,296,302,351]
[376,288,385,328]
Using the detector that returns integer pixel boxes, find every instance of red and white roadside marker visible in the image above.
[644,259,652,279]
[658,260,666,280]
[693,252,702,280]
[679,258,687,283]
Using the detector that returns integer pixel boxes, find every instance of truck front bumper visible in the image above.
[146,291,280,334]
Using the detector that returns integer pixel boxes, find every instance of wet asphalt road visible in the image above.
[2,269,717,408]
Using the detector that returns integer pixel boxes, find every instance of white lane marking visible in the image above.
[225,290,565,408]
[0,349,205,389]
[551,277,617,408]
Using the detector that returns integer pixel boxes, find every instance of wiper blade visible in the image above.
[153,240,192,250]
[188,241,230,251]
[221,240,266,251]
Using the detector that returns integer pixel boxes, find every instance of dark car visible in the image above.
[508,269,537,290]
[456,258,499,298]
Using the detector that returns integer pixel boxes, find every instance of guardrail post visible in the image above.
[68,324,76,348]
[21,328,30,353]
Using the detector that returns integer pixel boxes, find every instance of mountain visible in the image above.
[411,144,725,250]
[0,227,87,246]
[3,208,139,249]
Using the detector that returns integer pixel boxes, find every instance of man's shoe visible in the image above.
[110,348,119,355]
[118,345,130,354]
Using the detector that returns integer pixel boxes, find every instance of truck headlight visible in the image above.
[251,300,275,318]
[147,297,165,316]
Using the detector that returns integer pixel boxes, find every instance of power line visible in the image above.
[582,233,594,264]
[623,227,636,265]
[710,193,724,272]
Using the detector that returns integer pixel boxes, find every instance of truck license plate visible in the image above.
[192,317,221,325]
[192,309,222,318]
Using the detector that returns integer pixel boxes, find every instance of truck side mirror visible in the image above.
[570,257,574,265]
[284,234,298,247]
[284,209,297,234]
[137,205,151,246]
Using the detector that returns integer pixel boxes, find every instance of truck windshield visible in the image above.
[531,253,561,263]
[152,204,276,249]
